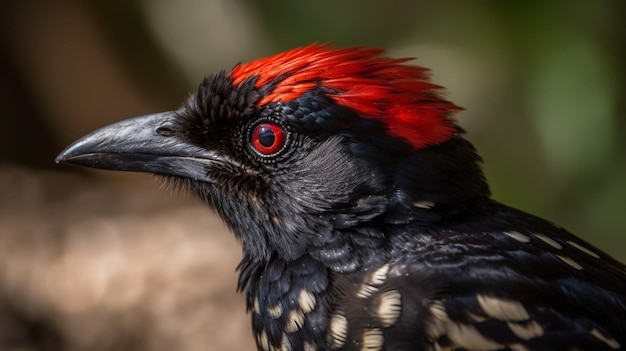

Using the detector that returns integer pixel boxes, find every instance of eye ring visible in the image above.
[250,122,287,156]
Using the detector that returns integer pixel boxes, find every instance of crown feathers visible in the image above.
[229,44,462,149]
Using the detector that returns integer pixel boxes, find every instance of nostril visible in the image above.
[156,125,176,136]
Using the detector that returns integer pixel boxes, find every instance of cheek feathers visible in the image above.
[281,137,386,212]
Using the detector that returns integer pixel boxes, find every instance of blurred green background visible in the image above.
[2,0,624,256]
[0,0,624,349]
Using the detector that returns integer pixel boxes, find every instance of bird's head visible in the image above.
[57,44,489,266]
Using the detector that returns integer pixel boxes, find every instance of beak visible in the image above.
[56,111,224,182]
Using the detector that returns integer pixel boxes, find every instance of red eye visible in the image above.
[251,122,286,155]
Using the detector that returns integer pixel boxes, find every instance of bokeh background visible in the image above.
[1,1,625,350]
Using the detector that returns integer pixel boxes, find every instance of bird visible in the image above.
[56,44,626,351]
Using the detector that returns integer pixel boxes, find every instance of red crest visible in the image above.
[230,44,461,149]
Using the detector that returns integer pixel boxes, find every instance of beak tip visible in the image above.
[55,152,66,164]
[55,144,79,164]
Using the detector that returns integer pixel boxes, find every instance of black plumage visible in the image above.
[57,44,626,351]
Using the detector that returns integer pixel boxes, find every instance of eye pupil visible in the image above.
[258,126,276,148]
[251,122,286,156]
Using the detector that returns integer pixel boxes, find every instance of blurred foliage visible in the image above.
[1,0,624,259]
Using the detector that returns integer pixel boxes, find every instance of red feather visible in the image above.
[229,44,462,149]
